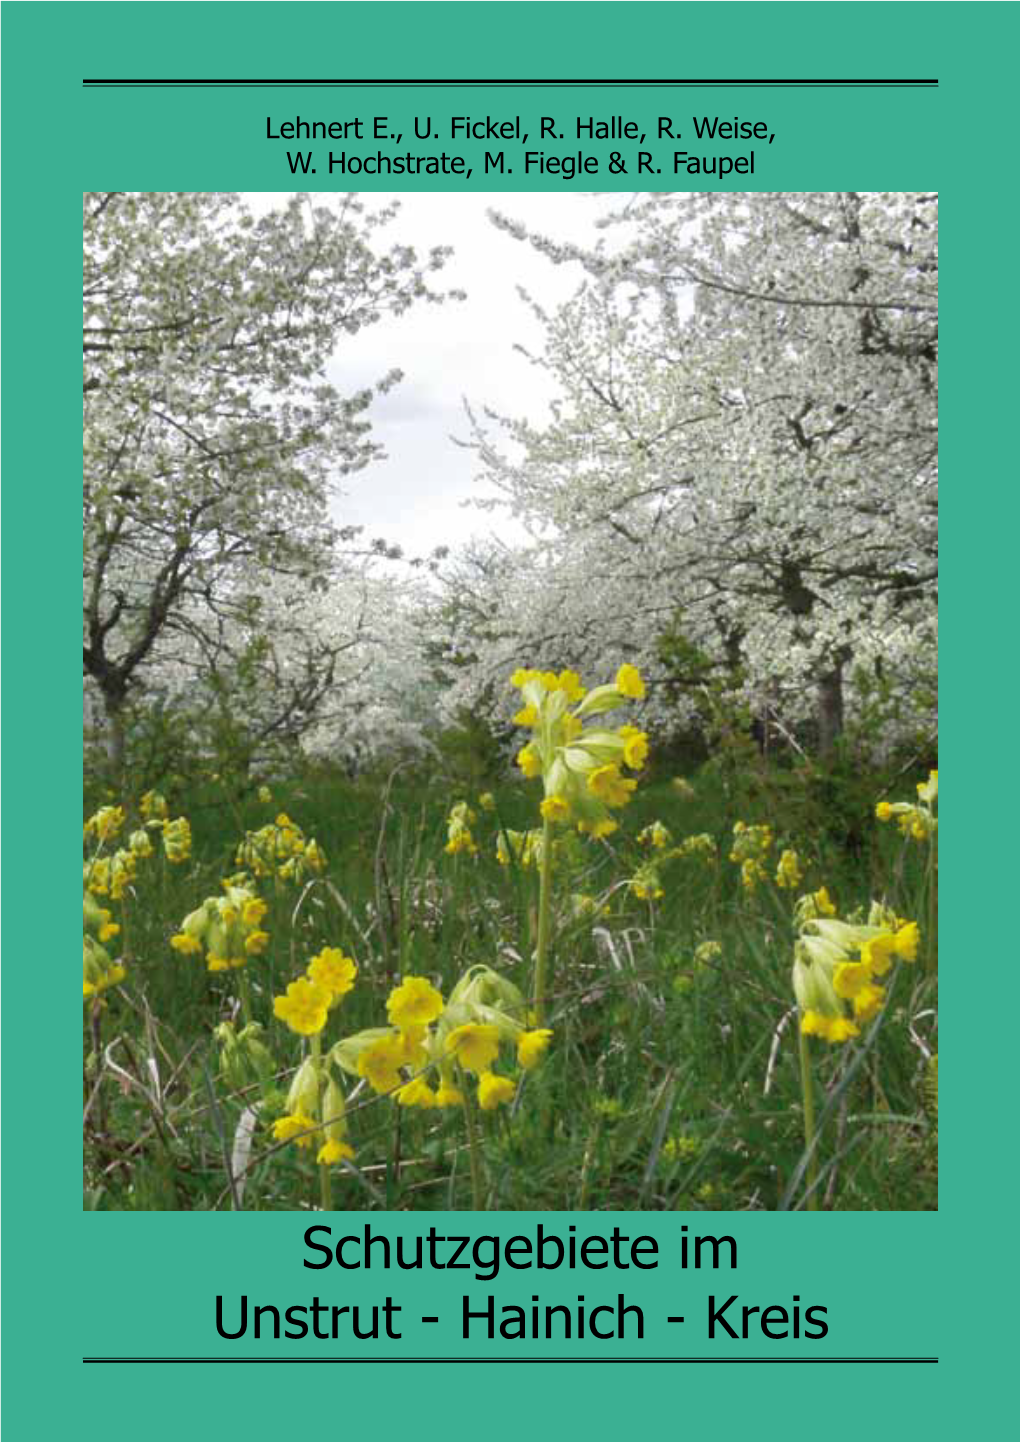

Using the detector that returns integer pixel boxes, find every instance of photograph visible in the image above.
[83,189,938,1213]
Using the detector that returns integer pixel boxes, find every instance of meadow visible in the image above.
[83,667,937,1214]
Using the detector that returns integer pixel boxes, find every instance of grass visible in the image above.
[83,753,938,1213]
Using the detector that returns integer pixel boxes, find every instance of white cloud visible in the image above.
[248,191,620,556]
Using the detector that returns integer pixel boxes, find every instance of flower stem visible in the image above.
[237,968,254,1028]
[926,828,938,976]
[533,817,554,1024]
[797,1026,820,1212]
[459,1068,484,1212]
[311,1034,331,1213]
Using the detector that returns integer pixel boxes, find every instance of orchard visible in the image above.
[83,192,937,1211]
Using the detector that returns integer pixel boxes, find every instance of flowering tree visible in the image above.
[84,191,454,769]
[452,192,937,754]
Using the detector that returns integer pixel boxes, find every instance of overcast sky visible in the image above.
[253,192,622,557]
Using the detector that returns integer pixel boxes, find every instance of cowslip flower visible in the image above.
[318,1139,354,1165]
[273,978,331,1037]
[308,947,358,1004]
[387,976,444,1030]
[162,817,192,864]
[272,1113,318,1149]
[510,663,649,834]
[776,849,803,889]
[84,804,126,843]
[397,1075,439,1109]
[517,1028,553,1070]
[793,910,919,1045]
[477,1072,516,1110]
[638,820,672,851]
[445,1023,501,1074]
[171,884,271,973]
[140,790,168,821]
[355,1033,408,1094]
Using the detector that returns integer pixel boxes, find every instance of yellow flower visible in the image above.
[308,947,358,1001]
[85,805,127,843]
[833,961,872,999]
[893,922,920,963]
[244,929,270,956]
[517,743,542,779]
[813,887,837,916]
[434,1081,465,1107]
[445,827,477,856]
[273,1113,318,1149]
[242,897,268,928]
[875,801,894,822]
[861,934,897,978]
[397,1076,439,1108]
[140,790,169,821]
[386,976,444,1030]
[517,1028,553,1070]
[162,817,192,863]
[357,1034,408,1094]
[587,764,636,808]
[83,959,127,998]
[801,1011,859,1044]
[445,1023,501,1074]
[513,702,540,727]
[477,1072,516,1110]
[776,849,803,889]
[917,770,938,804]
[852,983,886,1023]
[577,816,618,839]
[631,873,664,902]
[619,726,649,770]
[273,978,331,1037]
[615,663,645,699]
[399,1025,429,1069]
[540,793,571,823]
[318,1139,354,1166]
[170,932,203,956]
[556,669,586,703]
[97,912,121,943]
[207,955,247,973]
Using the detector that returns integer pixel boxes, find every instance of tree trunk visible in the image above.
[816,663,845,759]
[102,692,127,783]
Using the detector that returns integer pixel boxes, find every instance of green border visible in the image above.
[2,0,1006,1433]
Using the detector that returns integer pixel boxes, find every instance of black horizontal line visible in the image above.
[421,1318,439,1323]
[82,78,937,88]
[667,1317,686,1323]
[83,1356,938,1364]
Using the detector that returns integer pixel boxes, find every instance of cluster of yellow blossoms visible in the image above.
[876,769,938,841]
[171,883,270,972]
[235,812,326,883]
[495,827,547,870]
[513,663,648,837]
[729,821,774,892]
[793,899,920,1044]
[84,796,191,901]
[627,829,717,904]
[775,848,804,890]
[82,793,192,999]
[83,889,125,998]
[270,946,360,1166]
[444,800,478,856]
[333,965,552,1113]
[638,820,672,851]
